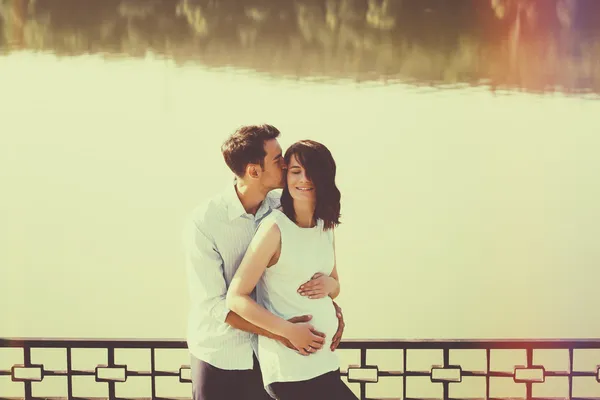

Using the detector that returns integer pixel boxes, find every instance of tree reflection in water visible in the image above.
[1,0,599,96]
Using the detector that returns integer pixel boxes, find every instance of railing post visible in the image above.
[360,347,367,400]
[151,347,156,400]
[486,348,491,400]
[568,348,574,400]
[402,349,407,400]
[107,347,116,400]
[66,347,73,400]
[22,345,32,400]
[526,347,533,400]
[442,348,449,400]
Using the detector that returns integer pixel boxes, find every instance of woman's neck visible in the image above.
[292,200,316,228]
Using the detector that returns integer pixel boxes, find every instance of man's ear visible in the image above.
[247,164,261,179]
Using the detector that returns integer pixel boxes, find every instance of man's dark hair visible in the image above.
[281,140,341,230]
[221,124,281,177]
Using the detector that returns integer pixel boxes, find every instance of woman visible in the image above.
[226,140,356,400]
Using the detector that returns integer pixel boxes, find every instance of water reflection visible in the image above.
[1,0,599,95]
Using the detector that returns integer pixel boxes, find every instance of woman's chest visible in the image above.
[276,233,335,279]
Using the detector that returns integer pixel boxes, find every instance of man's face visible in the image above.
[259,139,286,190]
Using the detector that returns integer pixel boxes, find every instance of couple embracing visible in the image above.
[184,124,356,400]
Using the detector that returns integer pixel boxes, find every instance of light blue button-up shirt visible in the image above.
[183,182,280,370]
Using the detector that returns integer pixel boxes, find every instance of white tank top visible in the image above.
[256,209,340,389]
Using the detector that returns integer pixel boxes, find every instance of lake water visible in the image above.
[1,0,600,397]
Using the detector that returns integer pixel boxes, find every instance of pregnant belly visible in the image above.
[301,300,338,344]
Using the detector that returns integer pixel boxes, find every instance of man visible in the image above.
[183,124,345,400]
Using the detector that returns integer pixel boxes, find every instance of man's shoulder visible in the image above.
[260,208,286,233]
[265,189,282,209]
[187,192,228,230]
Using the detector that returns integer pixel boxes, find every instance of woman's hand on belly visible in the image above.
[297,273,338,299]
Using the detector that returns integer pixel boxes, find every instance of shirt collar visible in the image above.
[225,179,247,221]
[224,178,273,221]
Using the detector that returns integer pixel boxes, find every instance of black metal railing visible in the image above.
[1,338,600,400]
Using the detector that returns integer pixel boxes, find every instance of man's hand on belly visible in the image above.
[330,302,345,351]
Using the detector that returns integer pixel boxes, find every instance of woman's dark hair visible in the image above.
[281,140,341,230]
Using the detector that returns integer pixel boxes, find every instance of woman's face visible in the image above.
[286,154,316,202]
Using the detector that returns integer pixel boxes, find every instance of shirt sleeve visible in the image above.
[183,219,230,323]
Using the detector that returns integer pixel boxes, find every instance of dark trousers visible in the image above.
[190,353,272,400]
[271,370,358,400]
